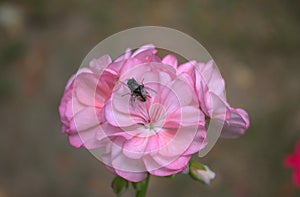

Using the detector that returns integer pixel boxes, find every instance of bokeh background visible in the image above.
[1,0,300,196]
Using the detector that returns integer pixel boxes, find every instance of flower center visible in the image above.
[139,103,166,134]
[143,122,154,130]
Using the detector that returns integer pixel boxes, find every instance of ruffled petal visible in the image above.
[70,107,101,132]
[115,169,148,182]
[68,125,104,149]
[221,107,250,138]
[162,54,178,70]
[89,55,112,74]
[74,73,103,107]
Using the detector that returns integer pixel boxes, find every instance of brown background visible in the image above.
[0,0,300,196]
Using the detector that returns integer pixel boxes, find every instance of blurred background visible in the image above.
[0,0,300,196]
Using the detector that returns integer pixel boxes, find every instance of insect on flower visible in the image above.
[126,78,150,102]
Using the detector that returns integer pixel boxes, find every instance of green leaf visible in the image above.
[131,181,140,191]
[111,176,129,196]
[189,161,206,170]
[131,179,146,191]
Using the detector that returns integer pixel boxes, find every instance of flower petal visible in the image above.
[123,136,149,159]
[143,155,189,176]
[183,129,207,155]
[115,169,148,182]
[68,125,104,149]
[162,54,178,69]
[194,61,226,115]
[74,73,102,107]
[89,55,112,74]
[221,107,250,138]
[132,44,158,62]
[70,107,101,132]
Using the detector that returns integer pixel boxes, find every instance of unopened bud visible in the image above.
[189,161,215,185]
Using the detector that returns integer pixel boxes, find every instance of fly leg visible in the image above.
[129,94,138,109]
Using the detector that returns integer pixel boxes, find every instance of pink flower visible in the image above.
[58,44,249,182]
[284,141,300,187]
[174,57,250,138]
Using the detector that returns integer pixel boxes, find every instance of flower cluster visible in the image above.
[59,44,250,182]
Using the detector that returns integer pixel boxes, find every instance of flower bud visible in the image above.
[189,161,215,185]
[111,176,129,196]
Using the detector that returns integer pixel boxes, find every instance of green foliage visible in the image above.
[111,176,129,196]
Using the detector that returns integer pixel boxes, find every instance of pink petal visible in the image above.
[68,133,84,148]
[158,126,197,157]
[194,61,226,115]
[132,44,158,62]
[74,73,102,107]
[183,129,207,155]
[123,137,149,159]
[162,54,178,69]
[98,122,132,140]
[68,126,104,149]
[70,107,101,132]
[202,92,249,139]
[197,60,225,99]
[149,166,183,177]
[177,60,197,76]
[89,55,112,74]
[118,58,150,78]
[58,86,73,125]
[153,154,190,170]
[63,95,86,131]
[167,106,205,127]
[143,155,188,176]
[104,97,144,128]
[221,107,250,138]
[65,68,92,90]
[170,78,195,106]
[109,142,148,180]
[114,48,132,62]
[101,143,148,182]
[74,72,115,108]
[158,78,195,114]
[115,169,148,182]
[132,44,155,55]
[144,135,160,153]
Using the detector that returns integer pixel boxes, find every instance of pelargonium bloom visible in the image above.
[284,141,300,187]
[59,44,250,182]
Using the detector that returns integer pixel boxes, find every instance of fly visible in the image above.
[126,78,149,102]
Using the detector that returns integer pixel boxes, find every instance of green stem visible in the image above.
[135,174,150,197]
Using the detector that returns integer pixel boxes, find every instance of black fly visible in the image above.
[126,78,149,102]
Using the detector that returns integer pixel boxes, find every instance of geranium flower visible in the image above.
[284,141,300,187]
[58,44,250,182]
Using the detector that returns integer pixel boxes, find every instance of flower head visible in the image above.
[58,44,250,182]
